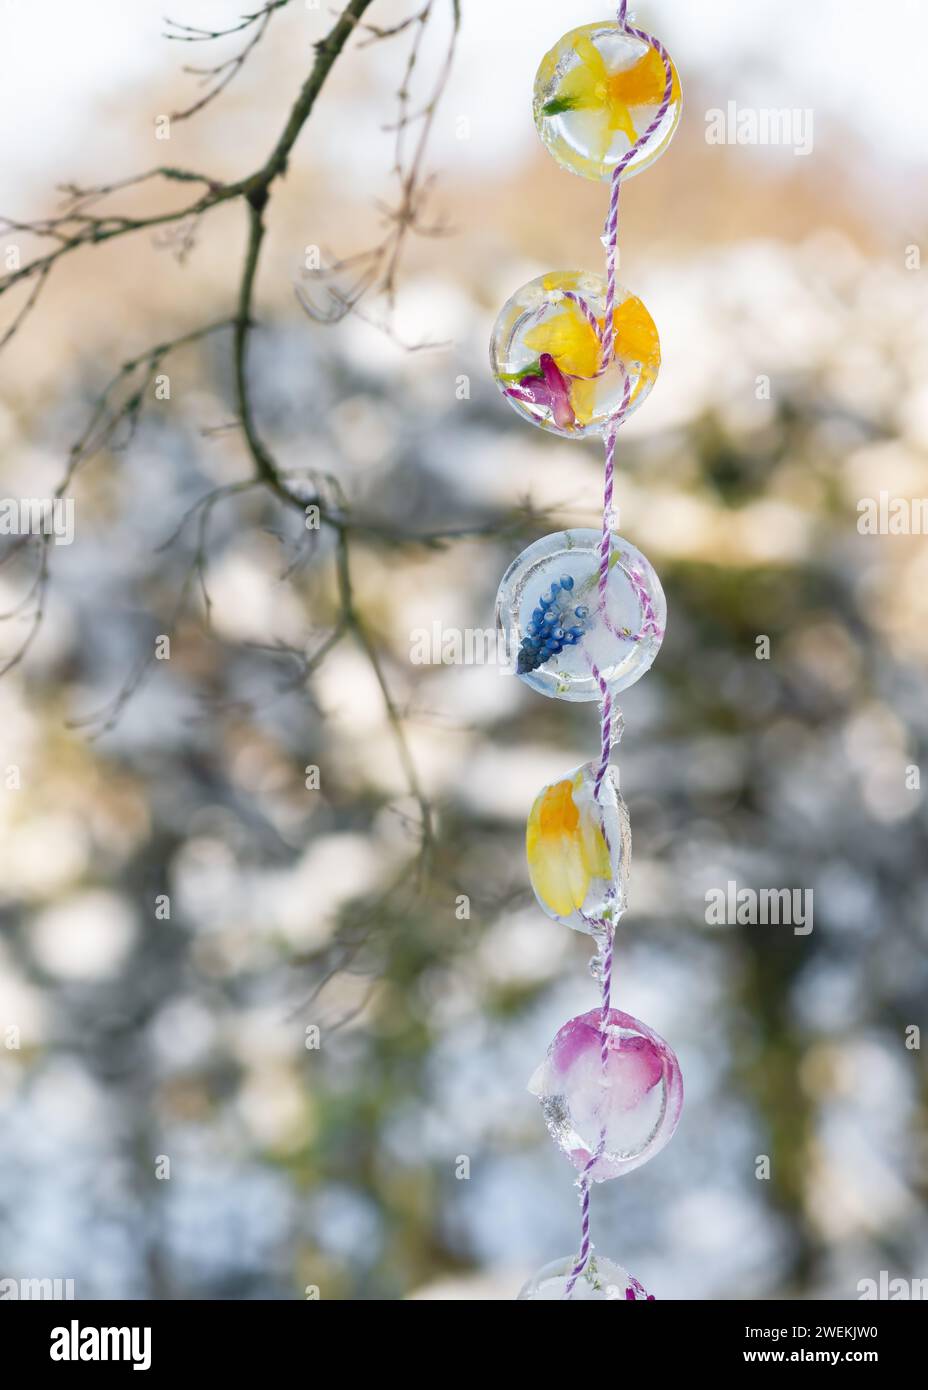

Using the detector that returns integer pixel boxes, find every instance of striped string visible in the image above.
[561,4,674,1301]
[563,660,615,1300]
[591,662,613,801]
[562,929,613,1299]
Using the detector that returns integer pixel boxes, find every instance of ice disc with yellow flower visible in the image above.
[533,23,682,182]
[491,271,659,438]
[526,760,631,935]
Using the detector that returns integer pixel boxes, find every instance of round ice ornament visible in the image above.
[526,760,631,934]
[533,23,681,182]
[518,1254,654,1301]
[495,528,665,702]
[490,271,659,437]
[529,1008,683,1182]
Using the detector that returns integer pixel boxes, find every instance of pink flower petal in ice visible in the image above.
[607,1034,665,1110]
[505,352,576,430]
[535,1008,684,1180]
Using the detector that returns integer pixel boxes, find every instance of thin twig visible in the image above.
[4,0,446,869]
[164,2,292,122]
[296,0,460,330]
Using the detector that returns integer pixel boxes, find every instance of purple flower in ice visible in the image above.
[504,352,576,430]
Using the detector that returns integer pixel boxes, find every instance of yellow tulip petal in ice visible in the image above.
[526,772,611,919]
[569,376,600,427]
[523,306,603,380]
[612,294,661,404]
[613,295,660,368]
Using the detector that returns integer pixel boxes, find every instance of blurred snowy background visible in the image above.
[0,0,927,1299]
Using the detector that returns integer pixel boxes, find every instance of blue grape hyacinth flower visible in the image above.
[517,576,588,674]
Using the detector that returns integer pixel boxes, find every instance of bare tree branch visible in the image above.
[2,0,459,867]
[296,0,460,330]
[164,1,293,122]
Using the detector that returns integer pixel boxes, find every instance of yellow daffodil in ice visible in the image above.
[527,770,611,919]
[533,25,682,182]
[524,308,601,380]
[543,37,680,159]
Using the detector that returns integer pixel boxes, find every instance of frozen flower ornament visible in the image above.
[491,271,660,437]
[533,22,682,181]
[488,2,683,1301]
[527,774,609,918]
[529,1009,683,1182]
[526,762,631,932]
[496,529,666,701]
[518,1255,655,1301]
